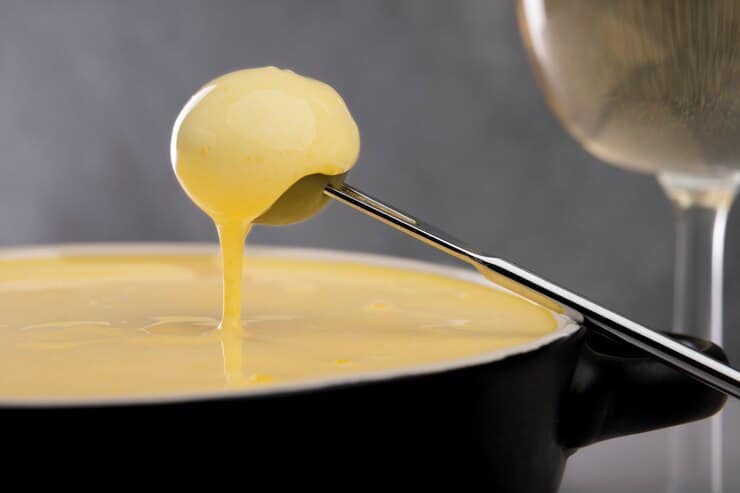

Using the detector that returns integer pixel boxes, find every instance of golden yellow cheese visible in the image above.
[0,249,561,402]
[171,67,360,331]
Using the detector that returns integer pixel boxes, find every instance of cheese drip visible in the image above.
[171,67,360,333]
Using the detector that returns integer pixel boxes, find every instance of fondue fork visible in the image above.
[323,183,740,399]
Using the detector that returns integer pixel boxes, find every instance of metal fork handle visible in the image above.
[324,183,740,399]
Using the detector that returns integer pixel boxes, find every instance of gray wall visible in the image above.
[1,2,739,491]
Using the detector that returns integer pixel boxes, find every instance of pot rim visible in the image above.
[0,242,581,408]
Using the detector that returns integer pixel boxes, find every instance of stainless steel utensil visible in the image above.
[324,183,740,399]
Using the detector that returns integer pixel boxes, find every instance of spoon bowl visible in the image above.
[255,173,347,226]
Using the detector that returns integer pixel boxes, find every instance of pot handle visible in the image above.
[560,328,728,449]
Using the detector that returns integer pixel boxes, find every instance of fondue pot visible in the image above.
[0,245,727,491]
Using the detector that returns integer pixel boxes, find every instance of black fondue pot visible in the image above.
[3,330,726,491]
[0,248,727,491]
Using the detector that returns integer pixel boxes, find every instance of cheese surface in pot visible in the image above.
[0,250,561,401]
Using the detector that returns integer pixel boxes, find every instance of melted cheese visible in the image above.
[171,67,360,330]
[0,250,559,401]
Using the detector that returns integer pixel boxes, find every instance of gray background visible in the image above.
[1,1,739,491]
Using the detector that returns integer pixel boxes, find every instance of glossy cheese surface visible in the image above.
[171,67,360,330]
[0,249,561,402]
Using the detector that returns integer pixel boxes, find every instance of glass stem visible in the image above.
[659,171,738,493]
